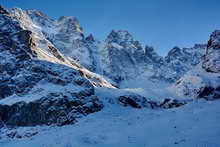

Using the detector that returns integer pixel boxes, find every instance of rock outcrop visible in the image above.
[203,30,220,73]
[173,30,220,99]
[99,30,163,83]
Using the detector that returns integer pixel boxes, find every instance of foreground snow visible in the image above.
[1,99,220,147]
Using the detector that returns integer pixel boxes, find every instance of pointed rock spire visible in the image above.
[203,30,220,73]
[106,30,134,45]
[85,34,95,42]
[0,5,9,15]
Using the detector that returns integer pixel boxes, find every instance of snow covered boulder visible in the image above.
[117,94,188,109]
[118,94,158,109]
[159,98,189,109]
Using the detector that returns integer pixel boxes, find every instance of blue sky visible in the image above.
[1,0,220,55]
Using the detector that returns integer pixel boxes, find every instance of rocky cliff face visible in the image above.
[203,30,220,73]
[172,31,220,99]
[98,30,163,82]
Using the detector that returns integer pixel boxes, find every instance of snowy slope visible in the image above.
[0,5,220,147]
[1,100,220,147]
[170,65,220,98]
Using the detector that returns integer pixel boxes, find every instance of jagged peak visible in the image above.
[145,45,155,53]
[25,9,53,23]
[57,16,83,34]
[27,9,48,18]
[58,16,79,24]
[106,30,134,44]
[193,43,207,49]
[144,45,163,63]
[11,7,29,18]
[210,30,220,39]
[167,46,182,56]
[207,29,220,49]
[0,5,10,15]
[202,29,220,73]
[10,7,51,23]
[85,34,95,42]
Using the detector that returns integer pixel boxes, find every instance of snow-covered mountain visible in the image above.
[0,5,114,126]
[0,5,220,147]
[97,30,163,82]
[1,5,211,86]
[10,7,206,84]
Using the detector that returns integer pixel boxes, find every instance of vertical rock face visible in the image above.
[100,30,163,82]
[202,30,220,73]
[101,30,143,82]
[145,45,163,66]
[105,30,134,46]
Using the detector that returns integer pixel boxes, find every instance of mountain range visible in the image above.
[0,5,219,147]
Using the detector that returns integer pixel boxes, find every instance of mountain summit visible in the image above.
[0,5,220,146]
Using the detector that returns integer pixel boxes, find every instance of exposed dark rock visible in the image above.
[118,95,188,109]
[0,5,9,15]
[0,95,103,126]
[48,46,65,62]
[118,94,158,109]
[198,86,220,100]
[159,98,188,109]
[0,84,13,99]
[202,30,220,73]
[119,96,142,109]
[198,87,215,98]
[85,34,95,42]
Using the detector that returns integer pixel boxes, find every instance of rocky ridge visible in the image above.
[0,5,219,128]
[14,7,206,84]
[173,30,220,99]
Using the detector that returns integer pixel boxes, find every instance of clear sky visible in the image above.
[1,0,220,55]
